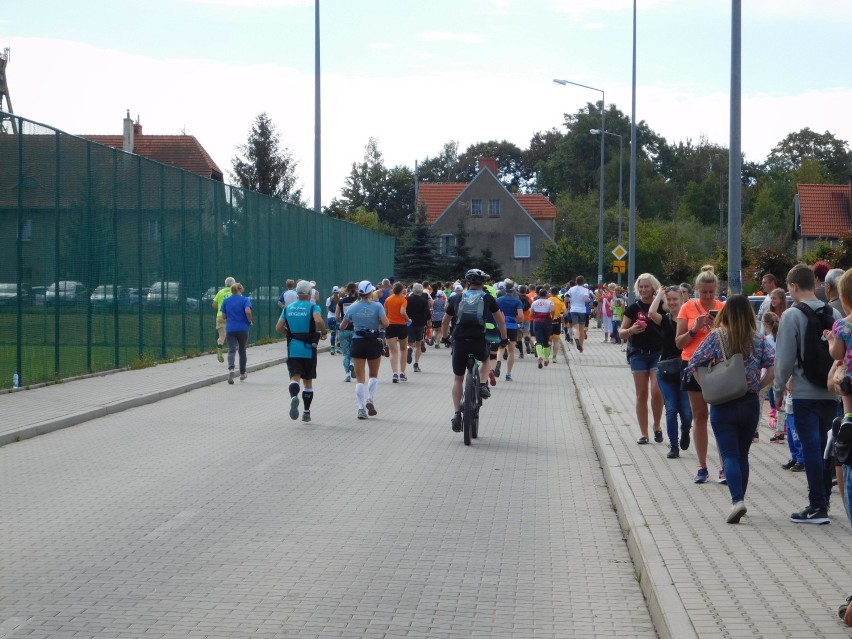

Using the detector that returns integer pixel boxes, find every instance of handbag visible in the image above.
[658,357,683,381]
[695,328,748,405]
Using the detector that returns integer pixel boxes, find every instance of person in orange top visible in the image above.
[548,286,567,363]
[676,266,726,484]
[384,282,409,382]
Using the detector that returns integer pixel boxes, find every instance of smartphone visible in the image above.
[708,310,718,319]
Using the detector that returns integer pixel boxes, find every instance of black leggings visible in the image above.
[227,331,249,374]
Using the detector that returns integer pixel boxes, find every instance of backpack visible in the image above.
[793,302,835,389]
[457,290,486,326]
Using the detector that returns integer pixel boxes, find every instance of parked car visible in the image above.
[45,281,89,306]
[748,294,793,315]
[248,286,281,303]
[127,287,150,308]
[90,285,131,310]
[31,286,47,306]
[201,286,218,306]
[146,282,199,311]
[0,282,32,307]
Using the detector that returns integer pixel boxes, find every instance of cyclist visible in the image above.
[440,269,508,432]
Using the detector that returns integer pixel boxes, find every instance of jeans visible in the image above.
[657,369,693,448]
[338,329,353,374]
[226,331,248,374]
[612,320,622,344]
[792,398,837,511]
[710,393,760,503]
[785,413,804,464]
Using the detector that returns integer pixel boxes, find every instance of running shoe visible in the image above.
[451,412,462,432]
[413,363,421,372]
[330,347,335,355]
[666,448,679,459]
[240,372,247,382]
[383,344,389,358]
[680,426,691,451]
[302,411,311,423]
[421,343,426,353]
[790,505,829,524]
[399,373,408,382]
[407,347,413,364]
[479,383,491,399]
[494,361,501,378]
[488,369,497,386]
[349,364,355,376]
[366,400,377,416]
[538,360,543,369]
[718,469,727,484]
[217,345,224,363]
[357,408,368,420]
[228,370,235,385]
[505,373,512,381]
[392,373,399,383]
[502,349,508,361]
[543,359,549,367]
[344,374,351,382]
[694,467,709,484]
[653,430,663,443]
[289,396,299,420]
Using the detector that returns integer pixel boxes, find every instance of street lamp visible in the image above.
[590,128,624,285]
[553,78,605,286]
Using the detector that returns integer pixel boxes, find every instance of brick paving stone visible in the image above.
[0,338,654,638]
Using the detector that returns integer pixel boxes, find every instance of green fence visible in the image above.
[0,112,395,389]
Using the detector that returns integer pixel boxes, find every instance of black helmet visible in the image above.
[465,268,488,285]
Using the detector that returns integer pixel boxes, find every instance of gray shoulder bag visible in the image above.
[696,328,748,405]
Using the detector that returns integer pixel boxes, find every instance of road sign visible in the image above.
[613,260,626,273]
[611,245,627,260]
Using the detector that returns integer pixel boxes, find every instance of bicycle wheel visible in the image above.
[463,369,475,446]
[471,407,479,439]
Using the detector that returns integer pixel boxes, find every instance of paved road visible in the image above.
[0,340,655,638]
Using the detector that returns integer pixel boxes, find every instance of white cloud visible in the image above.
[419,32,484,44]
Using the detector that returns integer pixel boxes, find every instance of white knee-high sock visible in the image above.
[355,383,366,410]
[367,377,378,402]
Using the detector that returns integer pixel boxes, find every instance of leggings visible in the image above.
[227,331,249,374]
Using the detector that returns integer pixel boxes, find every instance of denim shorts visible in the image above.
[570,312,587,325]
[629,350,660,373]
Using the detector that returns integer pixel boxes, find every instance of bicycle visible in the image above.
[461,351,482,445]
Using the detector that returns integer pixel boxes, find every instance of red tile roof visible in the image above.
[82,135,224,181]
[418,183,557,224]
[798,183,852,237]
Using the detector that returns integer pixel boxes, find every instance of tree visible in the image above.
[396,206,440,280]
[534,238,595,284]
[764,128,852,183]
[452,218,474,277]
[477,248,503,282]
[417,141,463,183]
[231,113,304,205]
[456,140,531,192]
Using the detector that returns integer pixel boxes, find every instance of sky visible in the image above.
[2,0,851,208]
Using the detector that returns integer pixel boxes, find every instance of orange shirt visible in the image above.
[384,294,408,325]
[677,298,725,361]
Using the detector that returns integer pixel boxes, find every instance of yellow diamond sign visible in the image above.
[611,244,627,260]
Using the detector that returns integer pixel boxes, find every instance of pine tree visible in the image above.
[452,217,474,277]
[396,205,440,280]
[477,247,503,281]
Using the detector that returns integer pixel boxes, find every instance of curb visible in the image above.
[0,355,287,448]
[568,346,698,639]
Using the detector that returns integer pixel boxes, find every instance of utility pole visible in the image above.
[0,47,17,134]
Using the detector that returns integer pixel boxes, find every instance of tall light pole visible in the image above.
[628,0,637,304]
[314,0,321,215]
[591,128,623,285]
[728,0,742,294]
[553,78,605,285]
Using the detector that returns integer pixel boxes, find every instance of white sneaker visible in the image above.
[727,501,747,524]
[344,374,351,382]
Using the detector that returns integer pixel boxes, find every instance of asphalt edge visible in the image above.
[568,354,698,639]
[0,355,287,448]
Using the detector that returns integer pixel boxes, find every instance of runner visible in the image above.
[548,286,567,363]
[326,286,341,355]
[384,282,410,382]
[276,280,327,423]
[406,283,431,372]
[219,282,253,384]
[339,281,390,419]
[495,280,525,380]
[530,287,555,368]
[212,276,235,363]
[567,277,590,353]
[430,289,447,349]
[335,282,358,381]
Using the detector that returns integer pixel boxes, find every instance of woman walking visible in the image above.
[336,282,358,381]
[620,273,664,444]
[688,294,775,523]
[339,281,390,419]
[326,286,341,354]
[649,285,693,457]
[384,282,410,382]
[219,282,253,384]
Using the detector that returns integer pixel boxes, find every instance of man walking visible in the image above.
[212,276,236,362]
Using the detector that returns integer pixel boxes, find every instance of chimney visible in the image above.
[478,157,498,175]
[122,110,134,153]
[133,115,142,138]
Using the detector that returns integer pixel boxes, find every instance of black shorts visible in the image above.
[551,322,562,336]
[351,337,383,360]
[451,338,488,376]
[385,324,408,340]
[681,370,702,393]
[408,324,426,342]
[287,354,317,380]
[505,327,518,342]
[431,319,443,329]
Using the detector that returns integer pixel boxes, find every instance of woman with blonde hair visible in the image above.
[768,288,787,318]
[688,294,775,523]
[619,273,664,444]
[676,268,725,483]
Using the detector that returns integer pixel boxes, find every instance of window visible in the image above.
[488,199,500,217]
[148,219,160,242]
[514,234,531,259]
[440,234,457,255]
[20,219,33,242]
[470,199,482,217]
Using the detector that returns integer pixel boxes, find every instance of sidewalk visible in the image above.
[566,328,852,639]
[0,342,288,447]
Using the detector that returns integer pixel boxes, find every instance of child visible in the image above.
[826,268,852,423]
[611,297,625,345]
[780,380,805,472]
[762,313,784,442]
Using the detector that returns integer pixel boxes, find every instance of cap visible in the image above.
[332,286,340,293]
[358,280,376,295]
[497,282,506,290]
[296,280,312,295]
[436,289,446,298]
[454,283,463,292]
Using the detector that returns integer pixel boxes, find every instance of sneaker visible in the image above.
[227,370,235,384]
[488,369,497,386]
[551,356,557,363]
[330,347,335,355]
[383,344,389,358]
[505,373,512,381]
[302,411,311,423]
[752,432,759,443]
[544,359,549,367]
[653,430,663,443]
[727,501,747,524]
[680,427,691,451]
[769,433,785,443]
[451,412,462,432]
[392,373,399,383]
[217,345,224,363]
[518,349,524,359]
[494,361,501,378]
[349,364,355,376]
[435,343,441,349]
[366,400,377,416]
[344,374,351,382]
[407,347,413,364]
[781,459,796,470]
[421,343,426,353]
[413,363,421,372]
[357,408,368,420]
[637,436,649,445]
[667,448,679,459]
[479,383,491,399]
[502,349,508,361]
[718,469,727,484]
[399,373,408,382]
[694,467,709,484]
[289,396,300,420]
[538,360,543,369]
[577,344,584,353]
[791,462,805,472]
[790,505,830,524]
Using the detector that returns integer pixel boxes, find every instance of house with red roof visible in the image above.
[795,180,852,256]
[418,158,556,278]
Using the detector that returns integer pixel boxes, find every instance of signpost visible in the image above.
[611,245,627,281]
[613,260,626,273]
